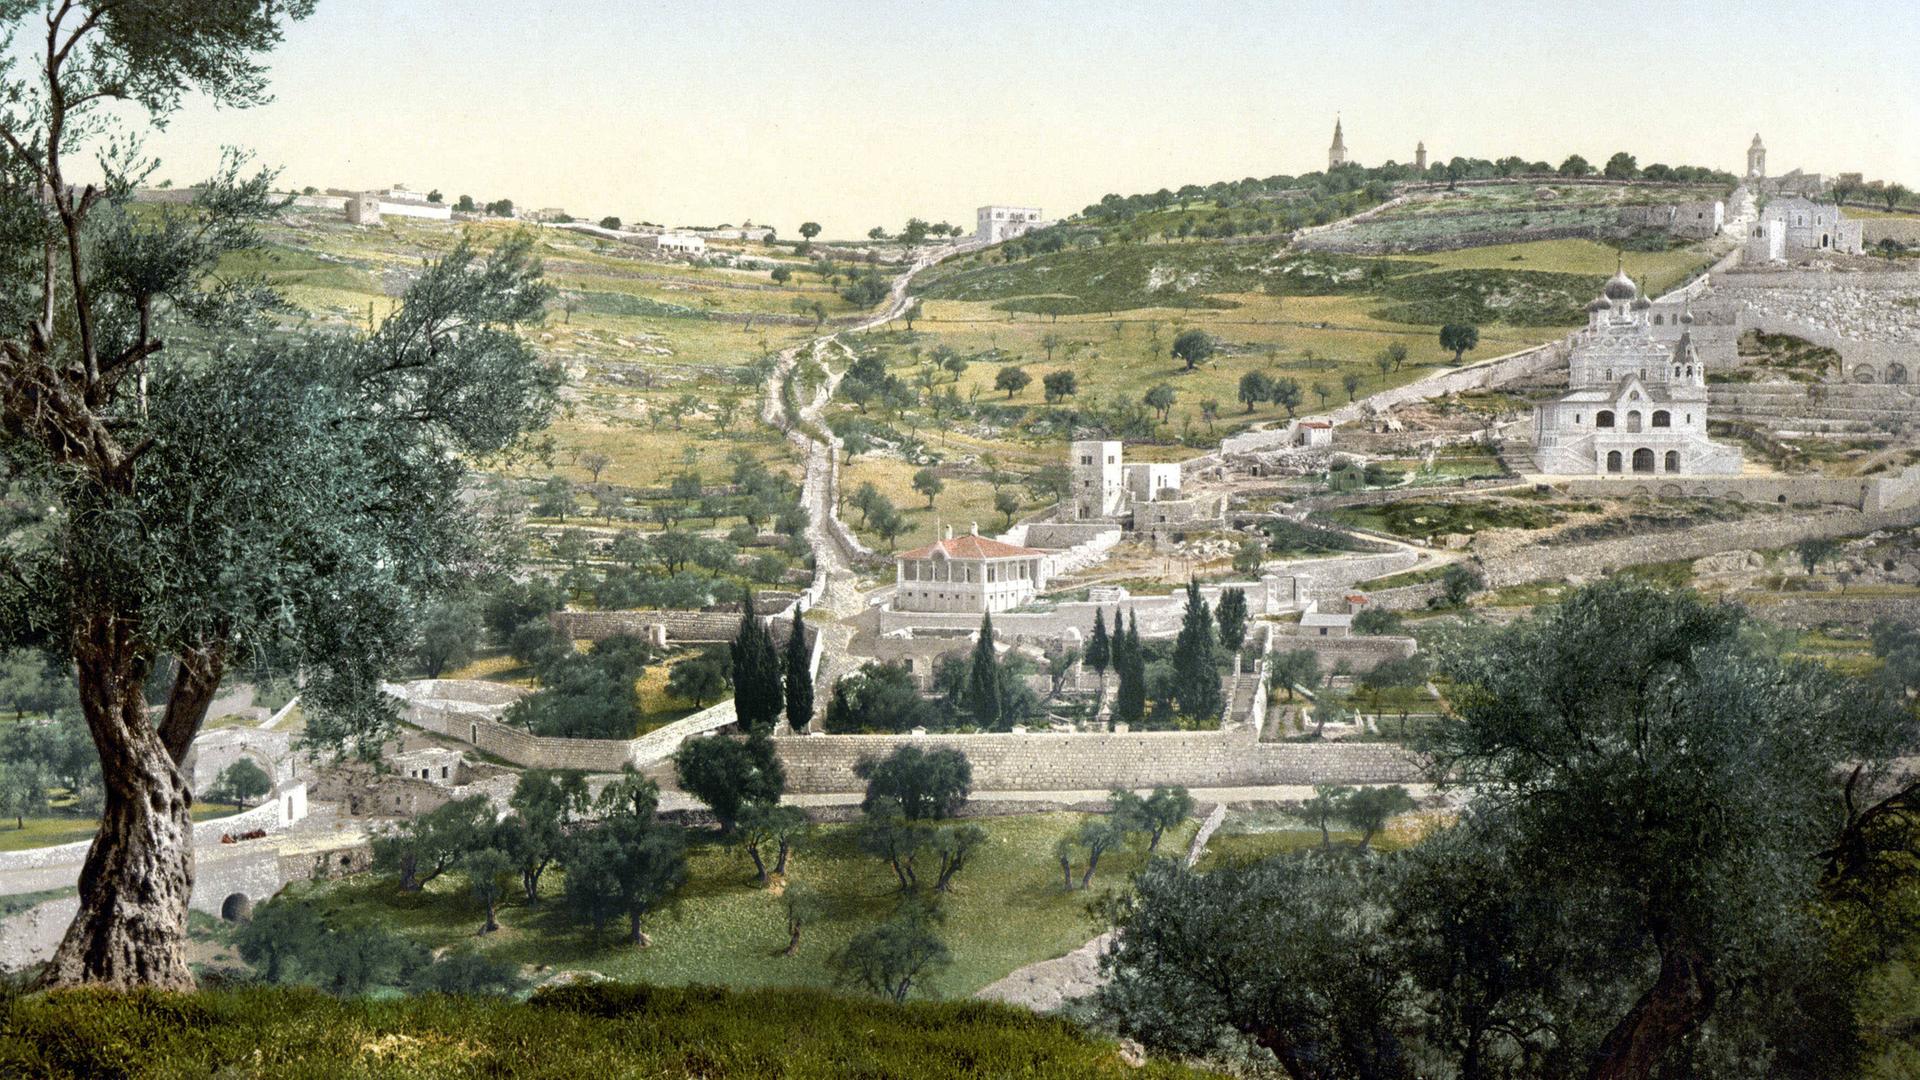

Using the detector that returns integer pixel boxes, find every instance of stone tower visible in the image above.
[1328,117,1347,170]
[1415,141,1427,173]
[1069,439,1125,520]
[1747,134,1766,180]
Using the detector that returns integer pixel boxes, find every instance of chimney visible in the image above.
[943,524,953,541]
[969,521,978,535]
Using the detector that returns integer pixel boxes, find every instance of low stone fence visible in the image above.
[775,726,1423,794]
[0,798,284,874]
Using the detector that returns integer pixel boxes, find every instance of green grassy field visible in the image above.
[274,811,1196,1000]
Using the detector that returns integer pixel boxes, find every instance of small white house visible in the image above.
[641,232,706,256]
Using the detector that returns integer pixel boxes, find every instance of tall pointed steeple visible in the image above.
[1328,116,1347,170]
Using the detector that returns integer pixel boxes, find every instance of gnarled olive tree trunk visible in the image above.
[1586,931,1715,1080]
[41,610,222,990]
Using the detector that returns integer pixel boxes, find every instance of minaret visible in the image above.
[1746,134,1766,180]
[1414,141,1427,173]
[1328,117,1347,170]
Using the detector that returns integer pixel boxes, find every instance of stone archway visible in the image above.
[1664,451,1680,473]
[1632,448,1656,473]
[220,893,253,922]
[1853,365,1877,384]
[1606,450,1623,473]
[1889,363,1909,385]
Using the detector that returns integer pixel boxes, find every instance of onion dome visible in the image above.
[1632,296,1652,311]
[1603,269,1639,301]
[1679,309,1694,325]
[1585,297,1612,313]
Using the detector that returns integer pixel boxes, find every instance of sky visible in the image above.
[122,0,1920,240]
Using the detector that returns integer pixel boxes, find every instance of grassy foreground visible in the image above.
[0,982,1221,1079]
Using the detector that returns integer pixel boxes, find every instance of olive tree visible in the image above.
[0,1,560,989]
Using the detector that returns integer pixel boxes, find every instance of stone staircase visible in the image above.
[1710,382,1919,435]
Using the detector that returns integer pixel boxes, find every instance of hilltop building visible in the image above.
[1744,196,1863,262]
[1414,141,1427,173]
[338,186,451,224]
[1328,117,1348,170]
[1747,134,1766,180]
[691,223,776,242]
[637,232,706,256]
[976,205,1047,244]
[1531,270,1742,476]
[893,527,1048,613]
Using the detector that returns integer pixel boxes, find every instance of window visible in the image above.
[1664,450,1680,473]
[1080,455,1091,465]
[1632,448,1655,473]
[1652,410,1671,428]
[1626,411,1643,433]
[1596,410,1615,428]
[1607,450,1623,472]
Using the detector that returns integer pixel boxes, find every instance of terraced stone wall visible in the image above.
[775,727,1423,794]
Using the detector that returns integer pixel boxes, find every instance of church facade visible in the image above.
[1531,270,1743,476]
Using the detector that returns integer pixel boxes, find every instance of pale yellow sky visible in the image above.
[126,0,1920,239]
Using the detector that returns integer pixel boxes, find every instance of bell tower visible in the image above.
[1328,117,1347,170]
[1746,134,1766,180]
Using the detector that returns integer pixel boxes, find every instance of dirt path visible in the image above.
[972,803,1229,1012]
[762,242,980,618]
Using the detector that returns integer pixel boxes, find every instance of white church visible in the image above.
[1531,269,1743,476]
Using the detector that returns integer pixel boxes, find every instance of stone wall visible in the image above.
[1356,582,1448,611]
[1220,343,1564,455]
[0,799,283,873]
[1481,503,1920,588]
[775,727,1423,793]
[388,678,748,773]
[1268,632,1418,669]
[1861,219,1920,246]
[1745,593,1920,630]
[1560,474,1870,509]
[549,606,796,645]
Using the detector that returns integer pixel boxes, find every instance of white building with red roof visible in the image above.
[894,526,1048,614]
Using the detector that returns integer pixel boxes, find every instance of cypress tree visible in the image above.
[730,593,782,735]
[1172,581,1223,723]
[783,605,814,732]
[966,612,1002,729]
[1086,608,1111,708]
[1216,587,1249,653]
[1113,610,1146,726]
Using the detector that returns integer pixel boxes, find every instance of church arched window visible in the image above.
[1596,410,1615,428]
[1652,410,1671,428]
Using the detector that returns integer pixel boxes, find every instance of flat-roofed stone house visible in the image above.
[894,528,1048,613]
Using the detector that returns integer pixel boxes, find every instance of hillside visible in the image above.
[0,982,1221,1079]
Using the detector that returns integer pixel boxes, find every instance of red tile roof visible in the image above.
[897,535,1044,560]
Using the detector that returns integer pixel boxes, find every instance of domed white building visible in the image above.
[1531,270,1743,476]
